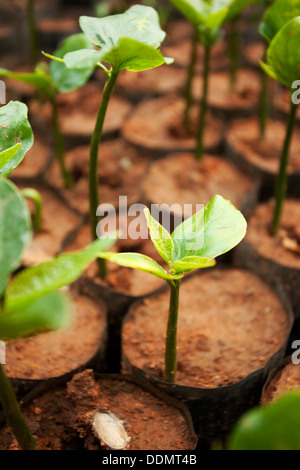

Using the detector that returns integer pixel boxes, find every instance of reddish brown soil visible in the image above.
[122,269,289,388]
[29,82,132,140]
[4,65,37,101]
[227,118,300,175]
[143,153,256,214]
[20,184,82,266]
[47,139,150,214]
[163,40,228,72]
[244,41,265,68]
[192,69,261,112]
[274,87,300,120]
[12,136,52,179]
[122,95,224,153]
[263,363,300,405]
[246,200,300,270]
[0,370,196,450]
[4,291,107,380]
[165,19,194,45]
[116,65,187,99]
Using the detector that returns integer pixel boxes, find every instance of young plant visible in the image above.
[44,5,173,278]
[97,195,247,384]
[0,101,117,450]
[0,33,95,188]
[260,17,300,236]
[169,0,258,158]
[258,0,300,138]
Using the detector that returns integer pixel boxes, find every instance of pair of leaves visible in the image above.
[0,33,95,96]
[97,195,247,281]
[228,392,300,450]
[51,5,173,74]
[261,17,300,89]
[0,101,34,177]
[260,0,300,42]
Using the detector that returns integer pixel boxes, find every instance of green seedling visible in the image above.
[0,33,96,188]
[227,392,300,450]
[0,177,117,450]
[169,0,259,159]
[260,17,300,236]
[44,5,173,279]
[258,0,300,138]
[0,103,117,450]
[97,195,247,383]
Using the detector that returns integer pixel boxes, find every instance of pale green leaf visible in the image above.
[171,195,247,261]
[259,0,300,42]
[0,101,34,177]
[0,291,71,340]
[50,33,95,92]
[97,252,182,281]
[5,236,117,310]
[261,17,300,88]
[144,207,174,266]
[173,256,216,273]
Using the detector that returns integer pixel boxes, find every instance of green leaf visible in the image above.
[228,392,300,450]
[171,195,247,261]
[0,66,54,99]
[144,207,174,266]
[64,49,103,70]
[5,236,117,311]
[101,37,171,72]
[0,101,34,177]
[77,5,171,72]
[0,143,22,170]
[173,256,216,273]
[261,17,300,88]
[50,33,95,92]
[96,252,182,281]
[0,179,31,297]
[259,0,300,42]
[0,291,70,341]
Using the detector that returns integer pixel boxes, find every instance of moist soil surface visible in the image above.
[227,118,300,175]
[3,290,107,380]
[245,199,300,270]
[47,139,150,215]
[122,269,289,389]
[11,135,52,179]
[122,95,224,154]
[0,370,196,450]
[143,153,256,215]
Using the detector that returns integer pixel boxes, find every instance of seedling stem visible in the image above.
[271,101,298,236]
[0,365,37,450]
[89,70,119,278]
[165,279,181,383]
[195,45,211,161]
[183,29,198,133]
